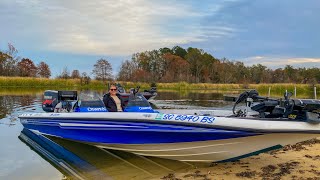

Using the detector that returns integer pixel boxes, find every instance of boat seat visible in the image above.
[251,101,278,112]
[251,101,279,118]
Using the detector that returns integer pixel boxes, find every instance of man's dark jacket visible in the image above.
[103,93,125,112]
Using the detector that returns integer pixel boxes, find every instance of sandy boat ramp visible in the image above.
[157,138,320,180]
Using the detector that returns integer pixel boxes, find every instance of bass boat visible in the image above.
[19,90,320,162]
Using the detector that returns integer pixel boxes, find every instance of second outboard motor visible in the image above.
[234,89,320,123]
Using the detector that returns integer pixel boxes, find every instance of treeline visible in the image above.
[0,44,51,78]
[2,43,320,85]
[56,58,113,85]
[117,46,320,84]
[0,44,110,85]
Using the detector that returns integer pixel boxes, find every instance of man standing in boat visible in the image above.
[103,85,125,112]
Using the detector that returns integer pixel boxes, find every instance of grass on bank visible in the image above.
[0,76,318,94]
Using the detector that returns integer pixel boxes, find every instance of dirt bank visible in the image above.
[158,138,320,180]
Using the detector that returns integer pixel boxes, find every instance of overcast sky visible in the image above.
[1,0,320,77]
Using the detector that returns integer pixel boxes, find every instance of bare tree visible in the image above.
[71,70,80,79]
[80,72,91,85]
[92,58,113,81]
[0,52,10,76]
[0,43,20,76]
[57,66,70,79]
[117,60,138,81]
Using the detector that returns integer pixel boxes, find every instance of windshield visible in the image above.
[127,93,151,107]
[78,91,105,107]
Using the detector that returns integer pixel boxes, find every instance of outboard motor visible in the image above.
[233,90,320,123]
[42,90,59,112]
[286,98,320,123]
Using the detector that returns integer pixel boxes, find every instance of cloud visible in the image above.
[241,56,320,68]
[287,58,320,64]
[0,0,238,56]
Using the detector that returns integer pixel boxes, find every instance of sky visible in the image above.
[1,0,320,77]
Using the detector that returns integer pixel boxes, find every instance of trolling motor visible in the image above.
[233,90,320,123]
[232,90,266,116]
[130,86,140,96]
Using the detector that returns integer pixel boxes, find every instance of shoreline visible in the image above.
[158,138,320,180]
[0,76,319,92]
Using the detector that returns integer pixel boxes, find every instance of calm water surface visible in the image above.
[1,89,314,179]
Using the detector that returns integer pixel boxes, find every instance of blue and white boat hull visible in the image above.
[19,112,320,162]
[95,133,319,162]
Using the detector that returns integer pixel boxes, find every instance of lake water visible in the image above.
[0,89,237,180]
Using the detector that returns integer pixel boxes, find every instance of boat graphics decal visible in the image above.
[87,107,107,112]
[155,113,215,124]
[20,118,258,144]
[139,107,153,110]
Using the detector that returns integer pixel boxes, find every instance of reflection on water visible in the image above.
[154,90,235,109]
[0,95,41,123]
[0,96,15,119]
[19,128,201,180]
[0,88,45,96]
[156,91,225,100]
[0,95,39,124]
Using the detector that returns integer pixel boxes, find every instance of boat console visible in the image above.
[233,90,320,123]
